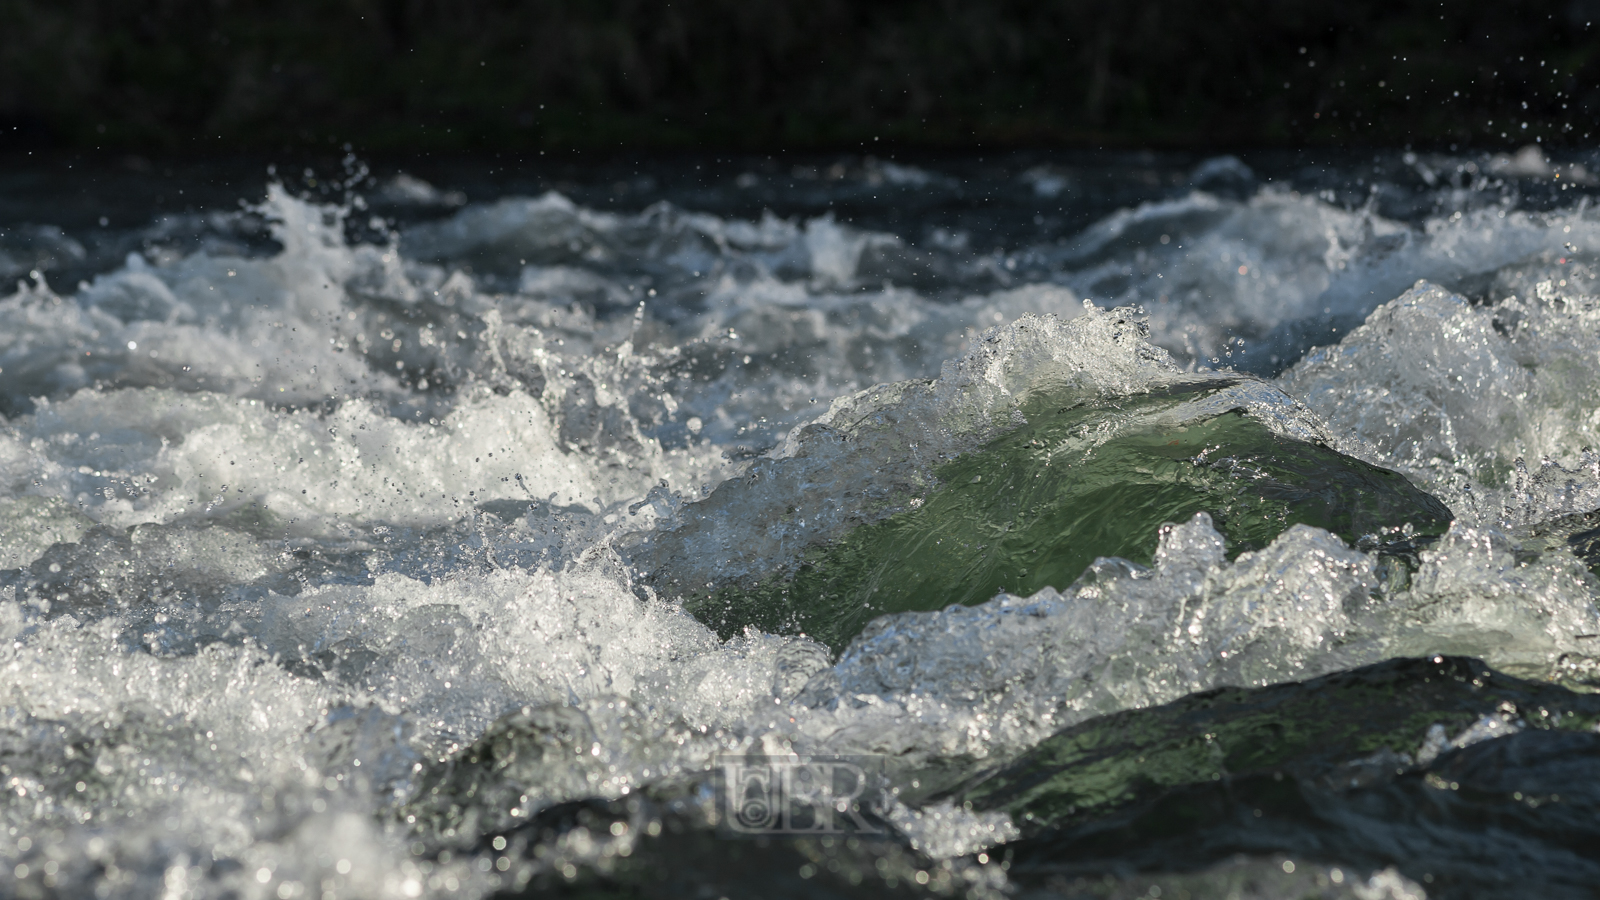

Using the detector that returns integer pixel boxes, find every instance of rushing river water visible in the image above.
[1,149,1599,900]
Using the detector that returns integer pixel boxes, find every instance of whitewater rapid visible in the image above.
[0,152,1597,899]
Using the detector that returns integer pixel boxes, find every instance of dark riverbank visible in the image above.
[2,0,1596,155]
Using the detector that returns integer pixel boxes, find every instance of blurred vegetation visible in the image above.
[1,0,1596,153]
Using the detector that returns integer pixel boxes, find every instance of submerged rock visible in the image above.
[420,657,1600,900]
[954,656,1600,899]
[646,374,1450,651]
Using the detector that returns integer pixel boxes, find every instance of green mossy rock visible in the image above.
[685,382,1451,651]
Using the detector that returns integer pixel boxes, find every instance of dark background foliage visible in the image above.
[2,0,1598,154]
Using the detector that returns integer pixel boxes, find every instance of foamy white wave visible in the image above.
[1052,186,1600,371]
[1280,279,1600,524]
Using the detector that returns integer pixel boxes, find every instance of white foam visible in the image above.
[1,385,636,534]
[1280,280,1600,525]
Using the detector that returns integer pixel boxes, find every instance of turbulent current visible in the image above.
[1,150,1599,899]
